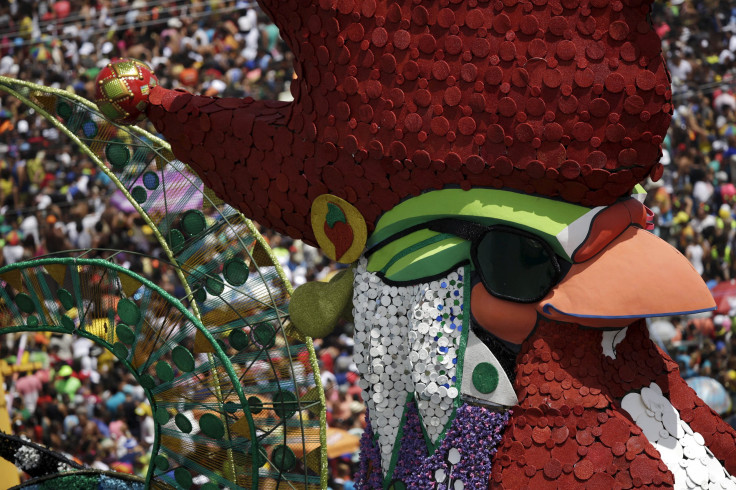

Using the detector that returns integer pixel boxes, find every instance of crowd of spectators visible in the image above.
[0,0,736,486]
[644,0,736,417]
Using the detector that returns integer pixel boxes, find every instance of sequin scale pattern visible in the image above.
[144,0,674,244]
[353,259,465,474]
[397,402,510,489]
[621,383,736,489]
[490,318,736,488]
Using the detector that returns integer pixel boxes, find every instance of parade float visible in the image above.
[0,0,735,488]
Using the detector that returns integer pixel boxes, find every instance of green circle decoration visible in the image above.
[229,329,249,351]
[131,186,147,204]
[15,293,35,314]
[117,298,141,325]
[154,455,169,471]
[181,210,206,237]
[155,361,174,382]
[139,374,155,390]
[205,276,224,296]
[175,413,193,433]
[112,342,129,359]
[273,391,298,419]
[248,396,263,414]
[105,140,131,168]
[60,315,75,331]
[199,413,225,440]
[57,101,72,120]
[169,229,186,253]
[224,401,239,414]
[193,287,207,303]
[116,323,135,345]
[57,289,74,310]
[247,445,268,468]
[154,408,170,425]
[223,258,249,286]
[253,324,275,349]
[174,467,193,489]
[142,171,160,190]
[27,315,38,327]
[472,362,499,394]
[271,445,296,472]
[172,345,195,372]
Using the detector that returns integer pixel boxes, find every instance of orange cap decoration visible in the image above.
[97,0,671,247]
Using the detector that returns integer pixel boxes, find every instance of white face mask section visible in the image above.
[352,258,465,474]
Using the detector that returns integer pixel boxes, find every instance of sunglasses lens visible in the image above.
[475,230,558,302]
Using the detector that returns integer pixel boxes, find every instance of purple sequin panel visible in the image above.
[390,402,510,490]
[392,401,429,483]
[355,407,384,489]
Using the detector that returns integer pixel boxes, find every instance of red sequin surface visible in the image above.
[490,319,736,488]
[145,0,672,244]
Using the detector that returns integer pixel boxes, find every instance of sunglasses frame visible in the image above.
[428,219,564,303]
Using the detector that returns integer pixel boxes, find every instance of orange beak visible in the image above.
[537,227,716,328]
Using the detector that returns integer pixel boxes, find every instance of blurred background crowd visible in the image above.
[0,0,735,487]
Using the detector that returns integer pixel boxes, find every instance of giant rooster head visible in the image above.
[95,0,736,487]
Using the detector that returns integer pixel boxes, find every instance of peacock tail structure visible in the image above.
[0,76,327,490]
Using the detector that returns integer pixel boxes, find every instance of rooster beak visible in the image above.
[537,227,716,327]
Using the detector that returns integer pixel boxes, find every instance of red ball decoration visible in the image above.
[94,59,158,125]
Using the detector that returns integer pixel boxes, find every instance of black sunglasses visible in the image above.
[428,219,566,303]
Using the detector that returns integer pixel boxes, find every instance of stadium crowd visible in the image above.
[0,0,734,486]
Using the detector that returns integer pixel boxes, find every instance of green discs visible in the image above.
[112,342,128,359]
[193,287,207,303]
[117,298,140,325]
[139,374,155,390]
[472,362,499,394]
[205,276,224,296]
[154,408,170,425]
[229,329,249,351]
[174,468,192,489]
[105,140,131,169]
[57,100,72,120]
[175,413,192,433]
[15,293,35,314]
[223,258,249,286]
[155,361,174,382]
[131,186,147,204]
[60,315,75,331]
[116,323,135,345]
[169,229,185,253]
[253,324,275,349]
[198,413,225,439]
[172,345,195,372]
[248,396,263,414]
[57,289,74,310]
[181,210,206,237]
[273,391,298,419]
[271,445,296,472]
[153,455,169,471]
